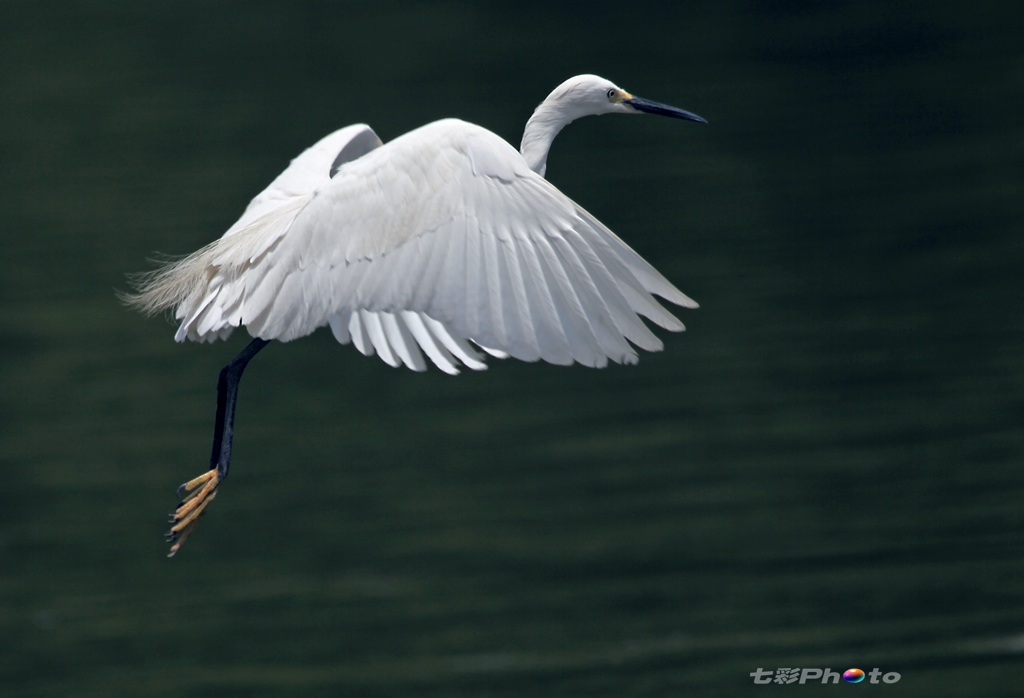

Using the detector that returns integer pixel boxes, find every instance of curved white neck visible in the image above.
[519,100,578,178]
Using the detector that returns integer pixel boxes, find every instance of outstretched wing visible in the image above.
[144,118,697,373]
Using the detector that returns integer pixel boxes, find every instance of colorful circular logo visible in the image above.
[843,668,865,683]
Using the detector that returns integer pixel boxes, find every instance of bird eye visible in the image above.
[606,88,617,100]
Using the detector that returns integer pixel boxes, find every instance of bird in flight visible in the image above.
[124,74,706,556]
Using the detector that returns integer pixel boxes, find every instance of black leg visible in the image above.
[208,337,270,481]
[167,337,269,555]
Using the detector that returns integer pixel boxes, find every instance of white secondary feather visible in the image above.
[131,75,702,374]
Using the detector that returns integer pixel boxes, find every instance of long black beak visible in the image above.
[624,95,707,124]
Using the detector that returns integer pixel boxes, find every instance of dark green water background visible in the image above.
[1,2,1021,696]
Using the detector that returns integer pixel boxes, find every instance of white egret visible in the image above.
[125,74,706,555]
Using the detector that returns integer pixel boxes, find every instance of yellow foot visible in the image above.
[165,469,221,557]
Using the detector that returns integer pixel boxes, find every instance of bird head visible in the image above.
[521,74,706,177]
[546,74,707,123]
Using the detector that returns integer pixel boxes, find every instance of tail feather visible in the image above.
[120,244,218,319]
[120,196,310,339]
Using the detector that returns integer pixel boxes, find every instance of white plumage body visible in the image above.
[131,76,701,375]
